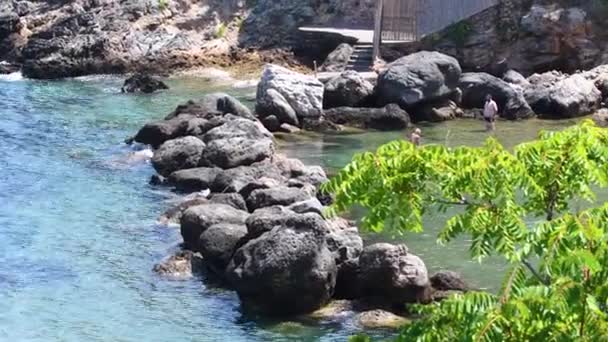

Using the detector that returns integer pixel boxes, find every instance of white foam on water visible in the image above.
[0,72,23,82]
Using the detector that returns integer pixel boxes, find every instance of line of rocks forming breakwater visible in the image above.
[131,91,467,324]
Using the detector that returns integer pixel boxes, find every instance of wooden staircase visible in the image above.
[346,44,374,72]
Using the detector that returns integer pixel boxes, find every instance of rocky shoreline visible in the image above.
[129,88,470,327]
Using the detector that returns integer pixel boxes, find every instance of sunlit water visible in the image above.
[0,74,584,341]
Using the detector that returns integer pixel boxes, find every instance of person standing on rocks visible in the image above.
[483,94,498,132]
[410,128,422,146]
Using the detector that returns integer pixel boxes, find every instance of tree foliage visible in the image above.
[326,121,608,341]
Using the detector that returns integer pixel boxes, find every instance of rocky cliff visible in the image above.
[0,0,375,78]
[384,0,608,76]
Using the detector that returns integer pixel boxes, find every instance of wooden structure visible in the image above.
[372,0,499,59]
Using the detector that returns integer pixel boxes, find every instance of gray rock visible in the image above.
[226,213,337,315]
[209,193,248,211]
[133,117,190,149]
[202,118,272,143]
[246,186,312,211]
[415,100,463,122]
[376,51,461,108]
[201,137,274,169]
[524,73,601,118]
[165,93,254,121]
[502,70,529,86]
[239,177,284,200]
[211,160,285,193]
[459,72,534,120]
[323,70,374,109]
[180,203,249,250]
[121,74,169,93]
[324,104,410,130]
[167,167,222,192]
[278,123,301,134]
[256,64,324,123]
[258,89,300,126]
[199,223,248,273]
[430,271,469,291]
[158,197,209,227]
[358,243,431,304]
[288,198,324,216]
[245,206,297,239]
[260,114,281,132]
[320,43,354,72]
[152,137,206,177]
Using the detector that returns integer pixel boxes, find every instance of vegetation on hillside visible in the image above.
[325,121,608,341]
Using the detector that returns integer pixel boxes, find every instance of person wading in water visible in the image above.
[483,94,498,132]
[410,128,422,146]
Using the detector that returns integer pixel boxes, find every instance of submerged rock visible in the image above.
[226,213,337,315]
[121,74,169,94]
[153,250,204,279]
[356,310,410,329]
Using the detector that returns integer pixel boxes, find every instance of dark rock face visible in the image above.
[151,137,205,177]
[458,72,534,120]
[209,193,248,212]
[0,62,19,74]
[226,213,337,315]
[324,104,410,130]
[415,100,463,122]
[199,223,248,273]
[133,117,191,149]
[430,271,469,292]
[323,70,374,109]
[201,137,274,169]
[153,250,204,279]
[246,186,312,211]
[524,73,601,118]
[166,93,255,121]
[376,51,461,108]
[320,43,354,72]
[180,203,249,249]
[358,243,431,304]
[168,167,222,193]
[256,64,324,126]
[121,74,169,94]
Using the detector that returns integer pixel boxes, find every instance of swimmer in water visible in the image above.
[410,128,422,146]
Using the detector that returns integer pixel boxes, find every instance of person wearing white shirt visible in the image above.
[483,94,498,132]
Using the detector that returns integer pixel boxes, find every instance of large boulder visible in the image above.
[151,137,205,177]
[245,206,296,240]
[376,51,461,108]
[246,186,312,211]
[208,193,248,212]
[324,104,410,130]
[121,74,169,93]
[200,137,274,169]
[323,71,374,109]
[256,64,324,126]
[358,243,430,304]
[167,167,222,193]
[430,271,469,292]
[320,43,354,72]
[326,217,364,299]
[199,223,248,273]
[524,73,601,118]
[226,213,337,315]
[180,203,249,250]
[458,72,534,120]
[201,118,272,143]
[165,93,254,121]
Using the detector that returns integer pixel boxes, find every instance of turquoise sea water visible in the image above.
[0,74,580,341]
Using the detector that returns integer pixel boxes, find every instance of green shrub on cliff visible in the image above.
[215,22,227,39]
[327,121,608,341]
